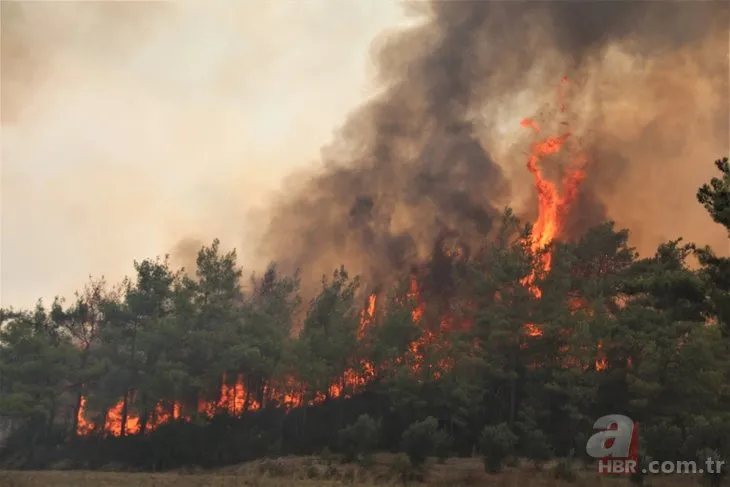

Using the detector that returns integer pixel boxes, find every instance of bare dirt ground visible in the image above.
[0,455,707,486]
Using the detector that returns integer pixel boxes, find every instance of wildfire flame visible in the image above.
[358,293,377,339]
[518,76,586,348]
[595,340,608,372]
[76,77,607,438]
[518,78,608,374]
[520,76,587,292]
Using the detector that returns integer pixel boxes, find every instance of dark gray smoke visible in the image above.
[258,1,730,295]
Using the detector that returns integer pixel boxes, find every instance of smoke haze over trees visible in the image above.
[1,157,729,474]
[2,1,728,307]
[1,0,729,478]
[257,0,730,296]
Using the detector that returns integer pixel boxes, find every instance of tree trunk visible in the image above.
[123,323,139,436]
[47,401,57,437]
[120,391,129,437]
[194,390,200,420]
[28,419,41,465]
[508,349,517,427]
[301,393,308,439]
[257,380,265,409]
[72,349,90,437]
[336,375,345,432]
[243,380,252,416]
[99,409,110,436]
[138,406,149,436]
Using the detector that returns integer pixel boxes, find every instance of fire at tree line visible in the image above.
[1,153,730,476]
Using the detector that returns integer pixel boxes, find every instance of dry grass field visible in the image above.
[0,455,713,487]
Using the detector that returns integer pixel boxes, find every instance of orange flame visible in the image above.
[521,77,587,288]
[519,76,586,338]
[358,293,377,339]
[595,341,608,372]
[77,78,604,438]
[76,396,95,436]
[523,323,544,337]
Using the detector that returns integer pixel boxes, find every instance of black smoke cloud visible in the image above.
[256,1,730,294]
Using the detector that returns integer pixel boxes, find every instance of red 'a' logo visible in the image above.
[586,414,639,475]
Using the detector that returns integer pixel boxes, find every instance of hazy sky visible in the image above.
[2,2,728,310]
[1,1,409,308]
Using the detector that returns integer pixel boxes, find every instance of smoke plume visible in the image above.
[257,1,730,294]
[2,1,728,307]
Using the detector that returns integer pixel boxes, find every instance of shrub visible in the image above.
[358,453,376,468]
[257,459,289,477]
[390,453,425,485]
[523,429,552,469]
[320,446,334,465]
[699,448,727,487]
[553,448,577,483]
[434,429,453,464]
[305,464,320,479]
[338,414,380,463]
[479,423,518,473]
[401,417,441,467]
[644,423,683,462]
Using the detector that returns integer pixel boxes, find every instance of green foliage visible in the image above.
[523,429,552,468]
[387,453,423,486]
[643,423,683,461]
[1,156,730,476]
[434,431,453,464]
[319,446,334,466]
[697,157,730,231]
[401,417,442,467]
[479,423,518,473]
[0,304,77,421]
[338,414,380,463]
[699,448,727,487]
[696,156,730,338]
[295,266,360,403]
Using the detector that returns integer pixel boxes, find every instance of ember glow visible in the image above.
[595,341,608,372]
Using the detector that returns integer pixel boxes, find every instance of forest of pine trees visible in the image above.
[1,158,729,473]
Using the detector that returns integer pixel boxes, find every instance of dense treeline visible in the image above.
[1,158,729,474]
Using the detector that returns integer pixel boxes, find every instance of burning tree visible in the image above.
[2,156,730,468]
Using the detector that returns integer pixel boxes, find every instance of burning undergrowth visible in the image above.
[74,1,728,439]
[75,76,593,438]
